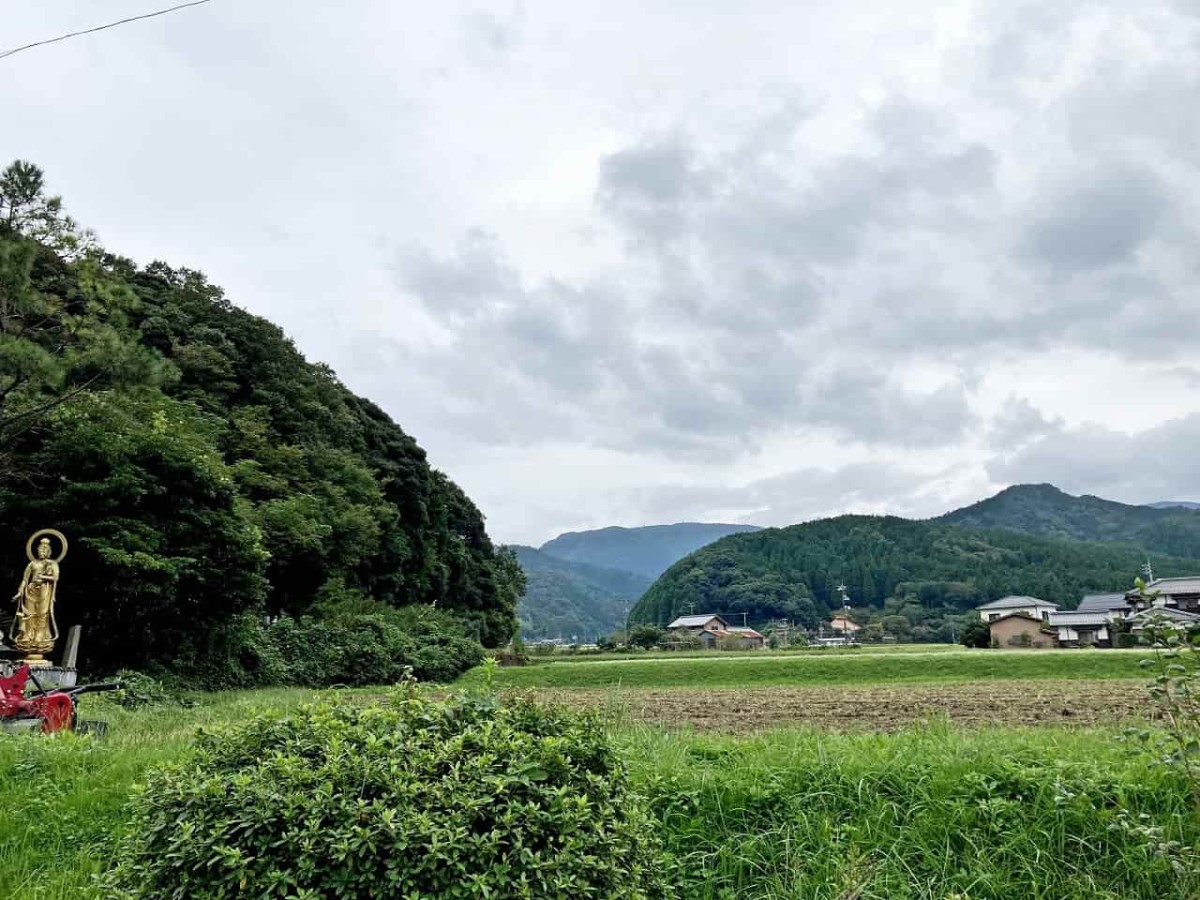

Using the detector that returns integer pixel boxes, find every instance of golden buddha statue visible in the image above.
[10,530,67,667]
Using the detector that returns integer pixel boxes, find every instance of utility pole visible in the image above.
[837,582,851,645]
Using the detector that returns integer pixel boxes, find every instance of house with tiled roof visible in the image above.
[1128,577,1200,614]
[976,596,1059,623]
[666,613,731,648]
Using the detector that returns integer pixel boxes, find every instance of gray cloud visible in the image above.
[989,414,1200,504]
[1020,167,1169,273]
[7,0,1200,542]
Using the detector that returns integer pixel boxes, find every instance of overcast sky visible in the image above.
[4,1,1199,544]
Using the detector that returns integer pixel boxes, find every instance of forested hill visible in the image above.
[936,484,1200,558]
[629,515,1200,630]
[540,523,761,578]
[513,546,652,641]
[0,162,522,673]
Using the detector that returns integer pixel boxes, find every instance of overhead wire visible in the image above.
[0,0,215,61]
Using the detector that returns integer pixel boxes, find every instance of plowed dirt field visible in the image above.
[524,679,1148,732]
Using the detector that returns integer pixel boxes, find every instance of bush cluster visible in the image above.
[106,693,675,899]
[184,604,483,689]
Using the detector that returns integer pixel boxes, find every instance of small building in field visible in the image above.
[667,614,731,648]
[987,611,1054,648]
[725,626,767,650]
[976,596,1059,623]
[829,614,860,635]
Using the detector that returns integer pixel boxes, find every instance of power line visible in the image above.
[0,1,215,61]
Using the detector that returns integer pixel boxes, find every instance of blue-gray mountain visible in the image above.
[539,522,762,578]
[515,523,760,640]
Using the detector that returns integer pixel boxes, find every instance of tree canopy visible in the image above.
[630,515,1200,636]
[0,161,521,673]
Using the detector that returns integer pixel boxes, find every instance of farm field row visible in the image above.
[463,648,1153,688]
[526,678,1147,732]
[0,683,1193,899]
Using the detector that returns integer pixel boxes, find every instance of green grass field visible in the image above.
[465,648,1151,689]
[535,643,966,663]
[1,648,1194,899]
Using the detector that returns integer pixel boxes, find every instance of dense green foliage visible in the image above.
[514,545,652,641]
[540,523,761,578]
[191,604,483,689]
[0,162,521,674]
[630,515,1200,634]
[455,647,1148,689]
[106,693,672,900]
[938,483,1200,559]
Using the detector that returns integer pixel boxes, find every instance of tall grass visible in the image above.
[459,649,1150,689]
[625,725,1200,899]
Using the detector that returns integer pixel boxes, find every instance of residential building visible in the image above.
[987,612,1054,648]
[1128,606,1200,635]
[1045,610,1111,647]
[666,614,731,648]
[1127,577,1200,614]
[976,596,1059,622]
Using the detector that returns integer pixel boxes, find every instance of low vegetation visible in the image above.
[456,647,1151,690]
[2,679,1198,899]
[104,689,671,899]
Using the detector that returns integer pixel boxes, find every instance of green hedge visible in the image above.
[105,694,675,899]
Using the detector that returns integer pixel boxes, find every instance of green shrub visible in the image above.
[105,693,674,899]
[110,671,181,709]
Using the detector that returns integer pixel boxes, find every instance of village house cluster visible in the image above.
[978,576,1200,649]
[664,612,861,649]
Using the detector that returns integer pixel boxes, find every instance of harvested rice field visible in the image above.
[525,678,1149,732]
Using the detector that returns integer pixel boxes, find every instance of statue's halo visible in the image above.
[26,529,68,563]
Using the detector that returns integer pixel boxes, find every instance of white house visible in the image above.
[976,596,1060,623]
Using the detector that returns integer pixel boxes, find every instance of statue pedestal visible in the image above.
[0,661,76,688]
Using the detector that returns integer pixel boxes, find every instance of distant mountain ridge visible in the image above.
[514,522,761,640]
[630,514,1200,630]
[935,484,1200,559]
[539,522,762,578]
[1149,501,1200,510]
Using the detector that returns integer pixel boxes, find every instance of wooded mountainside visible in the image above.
[0,162,521,675]
[937,483,1200,558]
[630,514,1200,637]
[513,545,651,641]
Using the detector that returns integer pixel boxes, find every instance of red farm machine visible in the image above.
[0,664,120,734]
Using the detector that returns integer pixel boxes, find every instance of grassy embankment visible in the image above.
[463,647,1151,689]
[1,651,1195,899]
